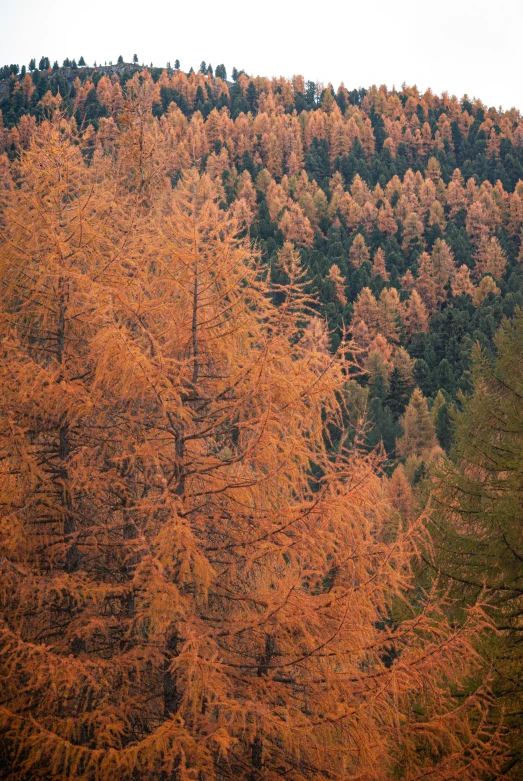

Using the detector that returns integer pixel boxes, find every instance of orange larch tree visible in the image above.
[474,236,508,280]
[452,264,476,298]
[348,232,370,268]
[371,247,389,281]
[405,290,430,336]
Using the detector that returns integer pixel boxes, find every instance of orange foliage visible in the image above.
[0,86,505,781]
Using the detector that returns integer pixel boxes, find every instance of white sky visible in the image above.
[1,0,522,112]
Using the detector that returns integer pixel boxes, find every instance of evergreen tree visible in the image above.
[435,308,523,778]
[435,401,453,451]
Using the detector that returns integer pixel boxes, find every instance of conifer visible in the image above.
[415,252,438,311]
[473,275,501,306]
[435,310,523,777]
[371,247,389,280]
[474,236,507,280]
[348,232,370,267]
[397,388,437,457]
[451,264,475,297]
[327,263,347,305]
[405,289,430,336]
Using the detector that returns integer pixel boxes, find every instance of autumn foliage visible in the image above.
[0,79,506,781]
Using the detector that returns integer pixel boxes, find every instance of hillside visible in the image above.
[1,60,523,463]
[1,58,522,781]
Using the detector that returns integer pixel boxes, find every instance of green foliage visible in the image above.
[435,401,453,451]
[435,308,523,778]
[386,367,412,419]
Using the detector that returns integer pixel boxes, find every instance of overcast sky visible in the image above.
[1,0,521,112]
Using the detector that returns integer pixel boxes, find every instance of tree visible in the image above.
[352,287,380,335]
[327,263,347,305]
[0,111,502,781]
[435,308,523,778]
[133,53,139,64]
[117,55,124,64]
[349,233,370,267]
[466,199,491,245]
[378,287,403,343]
[437,358,455,395]
[473,275,500,307]
[451,264,475,298]
[435,400,453,451]
[401,269,416,292]
[279,202,314,246]
[215,64,227,80]
[397,388,437,457]
[431,239,455,304]
[401,211,425,254]
[38,55,50,70]
[431,389,447,423]
[404,289,429,337]
[174,59,180,70]
[386,366,413,418]
[474,236,507,280]
[28,58,36,71]
[508,191,523,238]
[78,56,86,67]
[415,251,438,311]
[246,80,258,110]
[413,358,434,397]
[371,247,389,280]
[447,168,467,216]
[377,199,398,236]
[387,464,414,520]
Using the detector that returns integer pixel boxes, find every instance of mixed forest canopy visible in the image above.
[1,56,522,462]
[0,57,522,781]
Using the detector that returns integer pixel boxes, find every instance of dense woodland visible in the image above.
[0,58,522,781]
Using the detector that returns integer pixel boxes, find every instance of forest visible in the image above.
[0,57,522,781]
